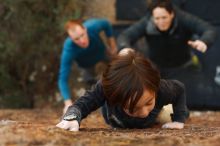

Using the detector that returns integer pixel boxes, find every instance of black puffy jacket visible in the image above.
[117,7,217,68]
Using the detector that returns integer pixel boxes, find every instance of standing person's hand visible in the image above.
[63,99,73,114]
[188,40,207,53]
[56,120,79,131]
[107,47,118,56]
[111,47,118,55]
[162,122,184,129]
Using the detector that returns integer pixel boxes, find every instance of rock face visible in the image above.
[0,0,117,108]
[1,109,220,146]
[0,0,86,108]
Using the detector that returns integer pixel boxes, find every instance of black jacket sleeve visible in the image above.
[176,7,217,47]
[157,79,189,123]
[63,81,106,123]
[117,16,148,50]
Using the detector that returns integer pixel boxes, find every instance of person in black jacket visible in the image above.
[117,0,217,78]
[56,48,189,131]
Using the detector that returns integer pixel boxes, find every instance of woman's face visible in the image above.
[134,89,156,111]
[152,7,174,31]
[124,89,156,118]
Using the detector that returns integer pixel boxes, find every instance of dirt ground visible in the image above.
[0,109,220,146]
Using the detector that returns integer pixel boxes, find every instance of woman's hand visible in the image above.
[56,120,79,132]
[188,40,207,53]
[162,122,184,129]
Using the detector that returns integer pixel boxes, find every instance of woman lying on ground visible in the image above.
[56,48,189,131]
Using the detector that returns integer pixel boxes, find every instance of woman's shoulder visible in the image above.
[158,79,185,97]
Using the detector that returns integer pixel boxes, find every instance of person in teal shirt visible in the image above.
[58,18,117,113]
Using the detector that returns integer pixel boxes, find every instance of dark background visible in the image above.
[115,0,220,109]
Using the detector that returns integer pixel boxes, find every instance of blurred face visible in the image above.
[152,7,174,31]
[67,25,89,48]
[124,89,156,117]
[134,89,156,112]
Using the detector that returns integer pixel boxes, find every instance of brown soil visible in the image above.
[1,109,220,146]
[83,0,116,22]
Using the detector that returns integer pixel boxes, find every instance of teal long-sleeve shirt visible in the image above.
[58,18,114,100]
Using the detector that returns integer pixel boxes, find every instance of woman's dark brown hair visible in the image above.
[148,0,174,14]
[102,50,160,113]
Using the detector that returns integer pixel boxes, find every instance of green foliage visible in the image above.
[0,0,86,108]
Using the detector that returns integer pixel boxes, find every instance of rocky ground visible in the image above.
[0,109,220,146]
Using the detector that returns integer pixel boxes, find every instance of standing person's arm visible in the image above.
[107,37,118,56]
[58,39,76,113]
[117,16,148,50]
[157,80,189,129]
[56,81,106,131]
[94,19,118,56]
[176,7,217,53]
